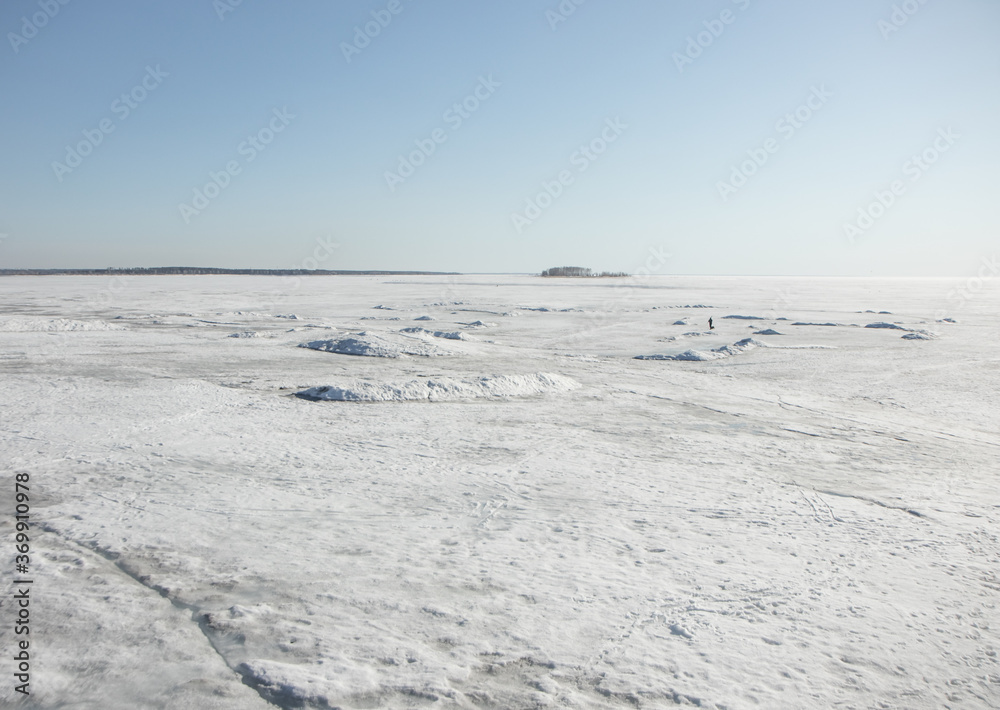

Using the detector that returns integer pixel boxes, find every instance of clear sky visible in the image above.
[1,0,997,275]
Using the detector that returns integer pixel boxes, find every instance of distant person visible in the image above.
[708,317,714,330]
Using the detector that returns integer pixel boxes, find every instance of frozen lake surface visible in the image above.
[1,274,998,709]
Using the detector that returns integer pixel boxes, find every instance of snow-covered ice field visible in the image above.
[1,274,998,710]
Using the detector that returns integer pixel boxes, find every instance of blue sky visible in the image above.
[0,0,997,274]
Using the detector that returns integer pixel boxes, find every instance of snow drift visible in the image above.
[0,317,125,332]
[228,331,273,339]
[299,332,451,358]
[399,327,472,341]
[866,323,939,338]
[637,337,769,361]
[296,373,580,402]
[638,337,833,362]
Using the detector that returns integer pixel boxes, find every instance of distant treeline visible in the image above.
[540,266,629,278]
[0,267,460,276]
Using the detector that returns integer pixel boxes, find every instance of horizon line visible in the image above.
[0,268,967,279]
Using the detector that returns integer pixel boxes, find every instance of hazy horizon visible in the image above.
[0,268,982,281]
[2,1,997,277]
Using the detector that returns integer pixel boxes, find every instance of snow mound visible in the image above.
[637,337,768,362]
[0,318,125,332]
[299,332,450,358]
[792,322,842,327]
[937,317,957,323]
[228,331,274,339]
[638,337,832,361]
[238,659,377,707]
[865,322,906,330]
[754,329,783,335]
[664,350,731,362]
[399,327,471,341]
[286,324,336,331]
[413,315,435,321]
[768,344,836,350]
[297,373,580,402]
[672,319,689,326]
[866,322,939,337]
[461,320,496,328]
[660,331,710,341]
[723,314,767,320]
[274,314,299,320]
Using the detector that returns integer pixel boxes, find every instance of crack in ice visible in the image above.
[37,524,287,709]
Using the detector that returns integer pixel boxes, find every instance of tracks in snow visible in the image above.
[36,523,287,709]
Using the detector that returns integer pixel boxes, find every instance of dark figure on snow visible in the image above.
[708,317,714,330]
